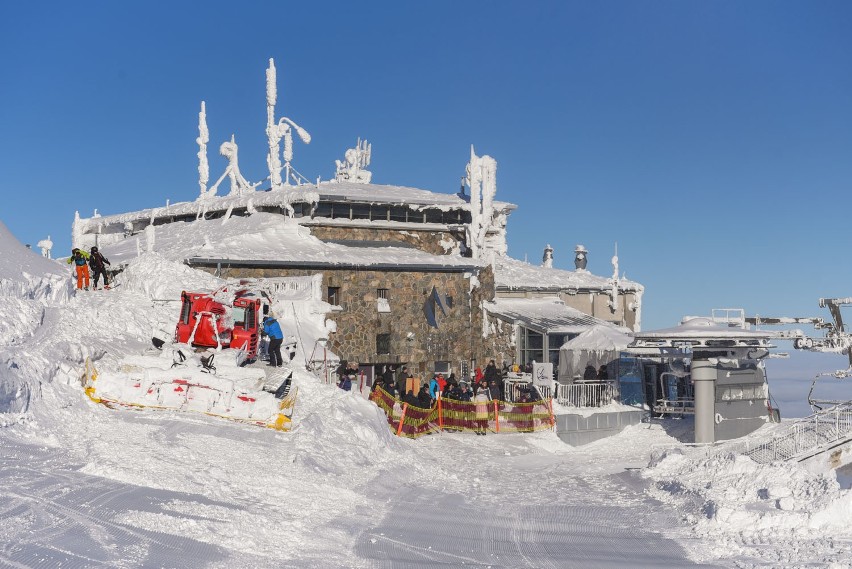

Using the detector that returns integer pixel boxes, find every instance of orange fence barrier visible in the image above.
[369,387,554,439]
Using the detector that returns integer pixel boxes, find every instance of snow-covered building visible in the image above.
[70,59,643,380]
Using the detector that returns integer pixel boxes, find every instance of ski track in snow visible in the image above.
[3,248,852,568]
[353,433,724,569]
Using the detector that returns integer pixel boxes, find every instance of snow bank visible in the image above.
[643,447,852,565]
[0,219,73,303]
[115,251,223,300]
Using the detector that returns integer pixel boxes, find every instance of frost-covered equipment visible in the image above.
[81,355,296,431]
[746,298,852,366]
[175,287,270,362]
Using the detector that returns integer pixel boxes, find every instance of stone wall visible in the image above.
[208,264,499,377]
[307,225,464,256]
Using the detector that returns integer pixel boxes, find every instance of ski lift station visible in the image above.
[64,58,835,450]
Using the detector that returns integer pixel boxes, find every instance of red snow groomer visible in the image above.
[175,286,270,362]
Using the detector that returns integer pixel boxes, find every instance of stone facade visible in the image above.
[205,264,505,377]
[305,224,464,256]
[496,289,641,331]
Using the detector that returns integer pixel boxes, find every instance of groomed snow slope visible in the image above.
[2,221,852,567]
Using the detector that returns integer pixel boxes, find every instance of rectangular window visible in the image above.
[230,306,246,328]
[389,206,408,223]
[424,209,444,224]
[351,204,371,220]
[327,286,340,306]
[313,202,332,218]
[331,203,349,220]
[434,361,450,374]
[377,288,389,300]
[376,333,391,355]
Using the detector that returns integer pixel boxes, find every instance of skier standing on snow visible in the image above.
[67,248,90,290]
[262,315,284,367]
[88,246,111,290]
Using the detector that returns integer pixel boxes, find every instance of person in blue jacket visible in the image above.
[262,316,284,367]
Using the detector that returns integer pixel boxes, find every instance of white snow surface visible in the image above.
[561,324,634,351]
[101,213,484,271]
[494,254,643,292]
[2,219,852,567]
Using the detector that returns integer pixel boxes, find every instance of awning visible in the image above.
[485,297,615,334]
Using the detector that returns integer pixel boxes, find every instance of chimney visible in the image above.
[542,244,554,268]
[574,245,588,271]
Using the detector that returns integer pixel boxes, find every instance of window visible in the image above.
[180,296,191,325]
[548,333,575,373]
[445,296,453,308]
[230,306,246,328]
[424,209,443,224]
[245,305,256,331]
[351,204,371,220]
[327,286,340,305]
[434,361,450,374]
[376,333,391,355]
[313,202,332,218]
[389,206,409,223]
[377,288,390,313]
[331,203,349,220]
[518,327,544,365]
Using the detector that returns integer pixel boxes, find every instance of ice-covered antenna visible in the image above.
[608,242,620,312]
[37,235,53,259]
[334,138,372,183]
[197,101,209,198]
[464,145,497,261]
[207,135,260,196]
[265,58,311,188]
[266,59,282,188]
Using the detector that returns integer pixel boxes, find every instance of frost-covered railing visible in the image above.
[504,379,553,403]
[260,274,323,302]
[720,403,852,464]
[555,381,618,408]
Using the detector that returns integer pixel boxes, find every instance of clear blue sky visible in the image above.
[3,1,851,330]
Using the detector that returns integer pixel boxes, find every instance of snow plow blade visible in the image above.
[81,353,296,431]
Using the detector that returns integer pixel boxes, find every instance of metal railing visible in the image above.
[719,403,852,463]
[555,381,618,408]
[504,379,552,403]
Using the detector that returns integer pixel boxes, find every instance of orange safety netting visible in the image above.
[369,387,554,438]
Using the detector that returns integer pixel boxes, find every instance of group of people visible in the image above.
[583,363,609,381]
[67,246,111,291]
[364,359,523,435]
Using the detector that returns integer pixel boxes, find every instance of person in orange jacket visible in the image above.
[67,248,90,290]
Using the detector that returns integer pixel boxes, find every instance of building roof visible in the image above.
[76,181,516,232]
[315,181,515,211]
[101,212,485,272]
[492,256,643,293]
[484,297,615,334]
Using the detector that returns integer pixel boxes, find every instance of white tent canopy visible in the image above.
[558,325,633,382]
